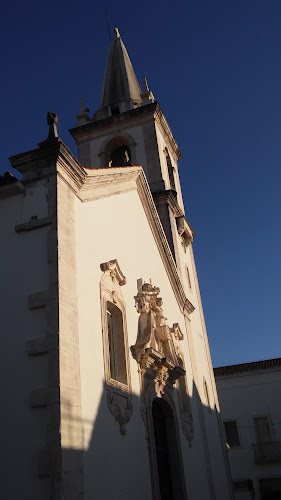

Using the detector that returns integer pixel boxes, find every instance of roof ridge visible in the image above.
[214,357,281,375]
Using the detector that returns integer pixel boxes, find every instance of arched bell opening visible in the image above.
[152,398,186,500]
[101,136,136,168]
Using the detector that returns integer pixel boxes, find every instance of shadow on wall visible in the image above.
[58,378,227,500]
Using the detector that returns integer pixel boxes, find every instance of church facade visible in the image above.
[0,30,233,499]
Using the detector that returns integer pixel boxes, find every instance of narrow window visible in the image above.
[224,420,240,447]
[254,416,272,443]
[253,416,278,462]
[107,310,117,380]
[186,266,192,290]
[106,302,128,385]
[164,148,176,191]
[203,378,211,409]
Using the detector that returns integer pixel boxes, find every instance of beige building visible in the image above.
[0,29,233,499]
[215,358,281,500]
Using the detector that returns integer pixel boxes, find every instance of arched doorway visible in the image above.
[152,398,186,500]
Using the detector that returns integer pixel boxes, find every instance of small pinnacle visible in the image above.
[114,26,120,38]
[143,77,149,93]
[76,97,90,125]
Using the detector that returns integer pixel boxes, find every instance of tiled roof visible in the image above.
[214,358,281,376]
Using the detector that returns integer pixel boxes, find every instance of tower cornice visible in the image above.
[69,102,182,162]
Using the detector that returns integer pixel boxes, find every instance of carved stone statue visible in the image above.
[131,279,193,444]
[131,279,185,375]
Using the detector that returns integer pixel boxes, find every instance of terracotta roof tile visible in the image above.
[214,358,281,376]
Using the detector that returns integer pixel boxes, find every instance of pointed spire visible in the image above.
[93,29,142,120]
[141,77,155,106]
[76,97,90,126]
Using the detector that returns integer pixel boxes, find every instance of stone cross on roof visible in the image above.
[47,111,58,140]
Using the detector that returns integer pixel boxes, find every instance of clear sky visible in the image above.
[1,0,280,367]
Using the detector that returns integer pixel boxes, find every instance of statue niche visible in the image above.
[131,279,185,396]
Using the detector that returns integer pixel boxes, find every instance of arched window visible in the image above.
[164,148,176,191]
[106,302,128,385]
[100,259,130,391]
[152,398,186,500]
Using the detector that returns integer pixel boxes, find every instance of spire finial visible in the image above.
[141,77,155,106]
[143,77,150,93]
[114,26,120,38]
[76,97,90,126]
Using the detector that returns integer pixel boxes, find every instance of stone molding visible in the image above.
[100,259,127,286]
[153,189,183,218]
[15,216,52,233]
[135,173,194,315]
[107,389,133,436]
[176,215,195,251]
[100,259,132,434]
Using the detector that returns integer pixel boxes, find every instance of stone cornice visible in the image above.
[135,170,194,315]
[153,104,182,161]
[153,190,184,218]
[9,139,86,187]
[69,102,182,162]
[0,181,24,199]
[69,102,158,139]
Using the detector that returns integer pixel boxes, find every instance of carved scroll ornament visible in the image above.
[107,390,133,436]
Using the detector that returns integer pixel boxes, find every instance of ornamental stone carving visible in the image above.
[100,259,133,435]
[176,215,194,251]
[131,279,194,446]
[100,259,127,286]
[107,389,133,436]
[131,279,185,389]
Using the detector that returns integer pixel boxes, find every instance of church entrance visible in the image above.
[152,398,185,500]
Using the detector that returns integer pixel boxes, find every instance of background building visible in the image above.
[215,358,281,500]
[0,30,232,499]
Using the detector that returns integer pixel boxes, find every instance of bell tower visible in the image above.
[69,28,194,287]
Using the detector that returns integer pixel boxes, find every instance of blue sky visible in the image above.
[1,0,280,366]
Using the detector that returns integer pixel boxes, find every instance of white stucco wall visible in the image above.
[72,182,230,499]
[0,181,50,500]
[216,368,281,500]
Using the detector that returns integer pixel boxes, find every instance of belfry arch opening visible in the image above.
[152,398,185,500]
[104,136,132,167]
